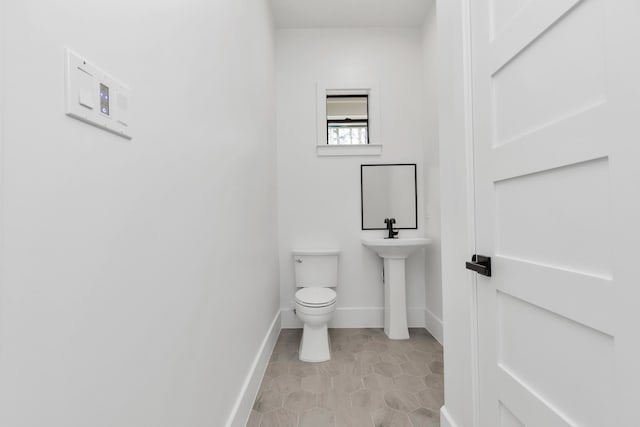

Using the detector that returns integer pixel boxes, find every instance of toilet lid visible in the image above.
[295,288,337,307]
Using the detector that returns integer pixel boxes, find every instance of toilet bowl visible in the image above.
[292,249,339,363]
[295,287,337,362]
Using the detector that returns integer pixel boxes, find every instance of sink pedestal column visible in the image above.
[361,237,431,341]
[383,258,410,340]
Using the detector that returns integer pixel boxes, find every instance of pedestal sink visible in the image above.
[362,237,432,340]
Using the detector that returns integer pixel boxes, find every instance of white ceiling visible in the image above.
[270,0,433,29]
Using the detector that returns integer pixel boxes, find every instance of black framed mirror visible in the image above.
[360,163,418,230]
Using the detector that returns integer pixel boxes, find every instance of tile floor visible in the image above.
[247,328,443,427]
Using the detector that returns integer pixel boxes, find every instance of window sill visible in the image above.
[316,144,382,157]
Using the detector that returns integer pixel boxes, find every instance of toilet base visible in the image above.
[299,323,331,363]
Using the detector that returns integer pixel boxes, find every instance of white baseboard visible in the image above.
[424,307,443,345]
[225,311,281,427]
[280,307,427,329]
[440,406,460,427]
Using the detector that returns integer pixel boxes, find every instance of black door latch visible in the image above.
[465,254,491,277]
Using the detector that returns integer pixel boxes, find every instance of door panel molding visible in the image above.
[495,256,614,335]
[498,366,575,427]
[490,0,586,74]
[490,104,609,181]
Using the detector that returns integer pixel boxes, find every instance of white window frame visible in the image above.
[316,81,382,157]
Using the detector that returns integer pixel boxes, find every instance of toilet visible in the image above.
[293,249,339,363]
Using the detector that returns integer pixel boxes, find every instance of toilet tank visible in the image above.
[292,249,339,288]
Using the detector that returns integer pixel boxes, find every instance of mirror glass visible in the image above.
[361,164,417,230]
[327,95,368,145]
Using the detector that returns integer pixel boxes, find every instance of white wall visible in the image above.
[421,2,443,342]
[437,0,478,426]
[276,28,440,332]
[0,1,280,426]
[0,0,4,205]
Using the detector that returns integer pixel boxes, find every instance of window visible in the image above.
[316,82,380,156]
[326,95,369,145]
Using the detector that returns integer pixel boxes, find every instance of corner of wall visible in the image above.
[425,307,443,344]
[421,0,443,347]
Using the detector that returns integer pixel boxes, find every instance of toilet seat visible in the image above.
[295,288,336,307]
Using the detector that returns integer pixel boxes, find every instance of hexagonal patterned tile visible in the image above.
[423,373,444,390]
[335,406,374,427]
[253,388,282,413]
[363,373,393,391]
[406,349,431,364]
[372,407,412,427]
[413,339,440,354]
[400,360,432,376]
[317,360,345,376]
[258,377,274,392]
[271,373,301,396]
[393,374,428,393]
[251,328,443,427]
[330,334,351,345]
[350,388,385,410]
[246,410,261,427]
[301,374,332,393]
[269,349,299,363]
[333,374,364,393]
[373,361,403,378]
[364,341,389,353]
[265,361,289,378]
[299,407,335,427]
[283,390,317,414]
[429,360,444,375]
[380,351,408,365]
[409,407,440,427]
[385,340,415,354]
[331,350,356,364]
[357,350,381,365]
[289,361,319,377]
[318,388,351,411]
[383,390,420,413]
[343,361,373,376]
[260,408,297,427]
[336,341,366,353]
[415,388,442,411]
[349,333,372,345]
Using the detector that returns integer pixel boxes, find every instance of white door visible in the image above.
[470,0,640,425]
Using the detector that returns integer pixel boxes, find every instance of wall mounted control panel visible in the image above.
[65,48,132,139]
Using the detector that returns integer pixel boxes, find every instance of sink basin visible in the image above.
[361,237,432,259]
[362,237,432,340]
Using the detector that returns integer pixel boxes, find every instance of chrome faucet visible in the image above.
[384,218,398,239]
